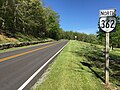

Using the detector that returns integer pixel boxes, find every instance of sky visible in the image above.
[44,0,120,34]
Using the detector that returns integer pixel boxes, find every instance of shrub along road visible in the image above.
[0,40,68,90]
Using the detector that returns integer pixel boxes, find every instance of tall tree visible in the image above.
[45,8,61,40]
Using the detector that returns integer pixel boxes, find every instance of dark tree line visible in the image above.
[62,31,98,44]
[63,16,120,47]
[0,0,120,47]
[0,0,62,40]
[0,0,102,43]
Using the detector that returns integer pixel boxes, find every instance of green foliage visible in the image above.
[63,31,98,44]
[45,8,61,40]
[0,0,62,40]
[1,0,119,45]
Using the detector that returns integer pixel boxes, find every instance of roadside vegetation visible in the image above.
[1,0,120,46]
[35,40,120,90]
[0,0,62,43]
[0,0,96,44]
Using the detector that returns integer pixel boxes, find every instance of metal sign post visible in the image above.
[99,9,116,85]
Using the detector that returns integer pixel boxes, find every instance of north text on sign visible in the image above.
[100,9,116,17]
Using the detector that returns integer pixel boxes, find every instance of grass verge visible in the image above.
[34,40,120,90]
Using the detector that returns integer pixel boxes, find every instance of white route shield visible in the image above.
[99,17,116,32]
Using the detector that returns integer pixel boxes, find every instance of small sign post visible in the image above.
[99,9,116,85]
[75,36,77,40]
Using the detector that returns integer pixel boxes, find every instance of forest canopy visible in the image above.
[0,0,120,48]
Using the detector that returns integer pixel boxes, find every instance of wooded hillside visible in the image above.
[0,0,120,48]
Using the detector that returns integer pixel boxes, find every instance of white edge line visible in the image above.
[17,41,69,90]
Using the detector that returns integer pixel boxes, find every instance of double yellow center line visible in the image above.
[0,42,62,63]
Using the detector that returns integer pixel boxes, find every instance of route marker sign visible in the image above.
[99,17,116,32]
[99,9,116,32]
[98,9,117,85]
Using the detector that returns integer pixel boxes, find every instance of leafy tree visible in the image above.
[0,0,104,43]
[45,8,61,40]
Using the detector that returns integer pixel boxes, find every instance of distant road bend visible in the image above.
[0,40,69,90]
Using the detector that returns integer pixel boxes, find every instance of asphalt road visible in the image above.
[0,40,68,90]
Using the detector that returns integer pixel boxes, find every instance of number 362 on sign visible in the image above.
[99,17,116,32]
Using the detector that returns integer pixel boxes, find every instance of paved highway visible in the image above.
[0,40,68,90]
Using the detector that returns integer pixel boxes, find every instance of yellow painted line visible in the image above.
[0,42,62,62]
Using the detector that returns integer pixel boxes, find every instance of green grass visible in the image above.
[35,40,113,90]
[110,48,120,87]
